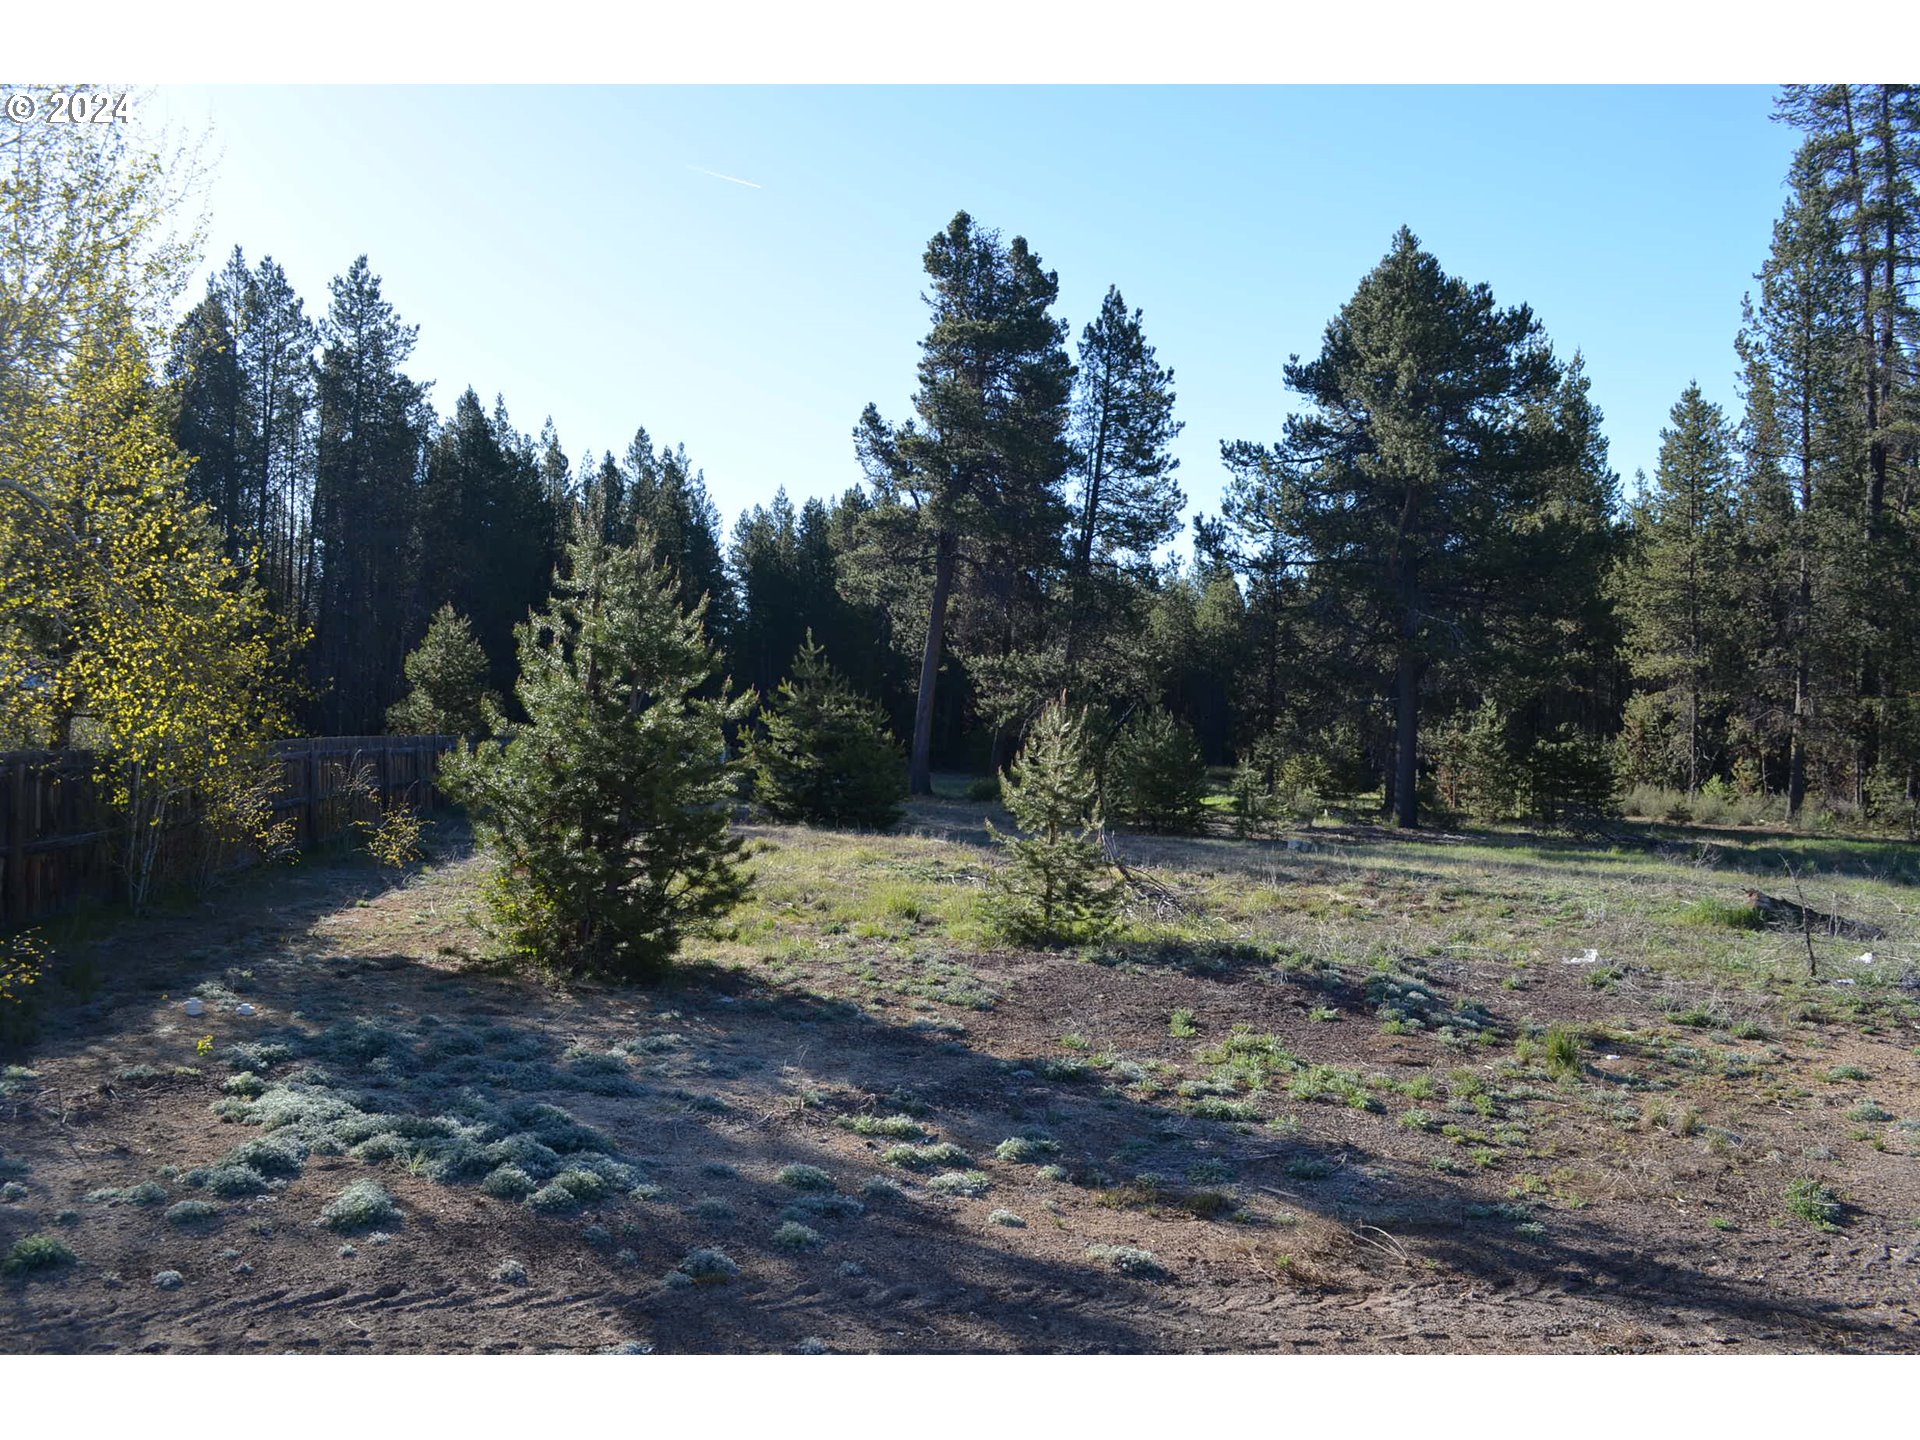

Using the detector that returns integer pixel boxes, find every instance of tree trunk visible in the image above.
[1394,648,1422,828]
[908,529,957,796]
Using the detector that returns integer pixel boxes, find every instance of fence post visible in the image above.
[305,740,322,846]
[3,758,24,925]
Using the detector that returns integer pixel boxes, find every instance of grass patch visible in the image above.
[1543,1026,1582,1081]
[1784,1177,1844,1231]
[1678,897,1766,931]
[3,1234,75,1277]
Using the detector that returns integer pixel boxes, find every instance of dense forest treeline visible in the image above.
[8,84,1918,834]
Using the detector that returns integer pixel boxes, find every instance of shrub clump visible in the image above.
[674,1247,739,1285]
[927,1169,991,1197]
[196,1166,271,1198]
[984,700,1121,946]
[439,525,751,980]
[318,1180,399,1232]
[749,631,906,830]
[491,1258,529,1286]
[164,1200,221,1226]
[775,1163,837,1192]
[3,1233,76,1277]
[771,1220,825,1250]
[881,1142,971,1172]
[993,1136,1060,1164]
[527,1183,584,1216]
[1085,1243,1163,1276]
[482,1164,536,1200]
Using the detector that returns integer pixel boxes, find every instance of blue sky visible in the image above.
[151,85,1799,542]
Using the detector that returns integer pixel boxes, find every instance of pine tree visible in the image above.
[749,632,906,830]
[1102,707,1208,833]
[387,604,498,736]
[1735,147,1859,815]
[440,524,750,979]
[985,701,1120,945]
[1223,228,1587,827]
[1615,383,1743,793]
[415,389,558,699]
[1061,286,1184,699]
[310,257,430,734]
[849,212,1075,794]
[621,428,737,658]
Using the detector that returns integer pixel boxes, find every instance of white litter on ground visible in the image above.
[183,998,204,1017]
[235,1003,257,1017]
[1562,948,1600,965]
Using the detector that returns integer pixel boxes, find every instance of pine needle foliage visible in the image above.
[1103,708,1208,833]
[441,524,750,980]
[387,604,498,736]
[985,701,1120,945]
[748,631,906,829]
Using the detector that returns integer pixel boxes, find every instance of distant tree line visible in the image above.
[130,85,1920,833]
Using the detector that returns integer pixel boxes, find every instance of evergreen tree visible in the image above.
[310,257,430,734]
[1224,228,1588,827]
[621,429,737,657]
[984,701,1119,945]
[415,389,557,698]
[1102,707,1208,833]
[1060,286,1184,699]
[440,524,750,978]
[1615,383,1743,792]
[386,604,497,736]
[1773,86,1920,803]
[166,249,320,626]
[849,212,1075,793]
[1735,148,1859,815]
[749,632,907,829]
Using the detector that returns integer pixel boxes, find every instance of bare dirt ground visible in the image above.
[4,805,1919,1353]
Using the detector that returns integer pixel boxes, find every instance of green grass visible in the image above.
[1678,897,1766,931]
[1543,1026,1582,1081]
[1784,1177,1844,1231]
[3,1233,75,1277]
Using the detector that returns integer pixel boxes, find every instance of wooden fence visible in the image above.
[0,735,456,928]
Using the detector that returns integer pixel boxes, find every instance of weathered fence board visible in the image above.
[0,735,456,927]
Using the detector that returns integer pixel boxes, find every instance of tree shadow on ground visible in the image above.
[2,824,1900,1353]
